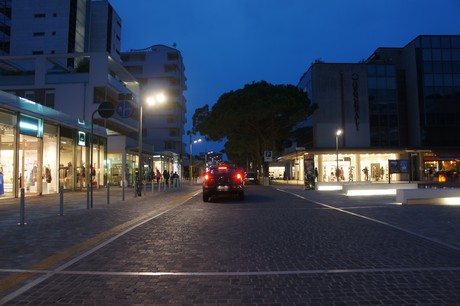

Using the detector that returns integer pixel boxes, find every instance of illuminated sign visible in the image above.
[78,131,86,146]
[389,160,409,174]
[19,114,43,138]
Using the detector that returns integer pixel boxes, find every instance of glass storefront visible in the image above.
[315,153,397,182]
[43,124,58,194]
[0,107,107,199]
[59,127,75,190]
[107,153,123,186]
[18,135,40,195]
[0,112,16,198]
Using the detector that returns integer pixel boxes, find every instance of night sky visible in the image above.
[109,0,460,154]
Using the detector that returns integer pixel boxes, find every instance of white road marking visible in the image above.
[276,188,460,252]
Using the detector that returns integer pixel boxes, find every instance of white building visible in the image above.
[121,44,187,174]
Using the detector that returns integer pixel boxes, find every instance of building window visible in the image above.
[166,115,177,123]
[121,53,145,61]
[32,51,44,55]
[167,52,179,60]
[169,129,179,137]
[45,92,55,108]
[125,65,143,74]
[24,91,35,101]
[164,141,176,150]
[34,13,46,18]
[33,32,45,37]
[164,64,177,72]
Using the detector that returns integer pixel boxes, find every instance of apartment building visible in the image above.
[121,44,187,173]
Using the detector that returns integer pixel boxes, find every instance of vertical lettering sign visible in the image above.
[352,73,359,131]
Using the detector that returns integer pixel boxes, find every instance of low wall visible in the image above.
[342,182,418,196]
[396,188,460,205]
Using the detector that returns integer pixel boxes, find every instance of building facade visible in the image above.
[121,44,187,175]
[0,0,187,194]
[292,35,460,184]
[0,90,107,198]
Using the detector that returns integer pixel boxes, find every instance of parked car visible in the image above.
[202,163,245,202]
[245,172,258,184]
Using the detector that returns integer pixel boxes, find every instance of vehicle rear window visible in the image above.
[210,166,235,174]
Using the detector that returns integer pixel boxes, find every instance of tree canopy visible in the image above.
[193,81,316,174]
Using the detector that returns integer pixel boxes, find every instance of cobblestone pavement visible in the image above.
[0,183,459,305]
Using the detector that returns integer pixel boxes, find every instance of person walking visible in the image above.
[155,169,162,184]
[171,171,179,187]
[363,166,369,181]
[163,169,170,187]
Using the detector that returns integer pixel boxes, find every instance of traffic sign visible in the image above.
[264,151,273,162]
[98,102,115,118]
[116,100,133,118]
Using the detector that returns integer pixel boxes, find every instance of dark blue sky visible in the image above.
[109,0,460,154]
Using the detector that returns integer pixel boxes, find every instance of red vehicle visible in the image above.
[202,164,245,202]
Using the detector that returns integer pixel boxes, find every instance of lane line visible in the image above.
[0,190,199,305]
[276,188,460,252]
[1,266,459,277]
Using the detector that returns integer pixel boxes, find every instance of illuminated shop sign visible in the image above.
[19,114,43,138]
[78,131,86,146]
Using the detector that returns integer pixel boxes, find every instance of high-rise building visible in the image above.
[0,0,12,56]
[10,0,88,56]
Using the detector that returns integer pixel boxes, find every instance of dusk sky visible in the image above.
[109,0,460,154]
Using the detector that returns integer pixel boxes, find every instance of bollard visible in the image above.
[19,188,26,226]
[152,180,154,193]
[59,186,64,216]
[107,184,110,205]
[134,180,137,198]
[86,186,90,209]
[122,180,125,201]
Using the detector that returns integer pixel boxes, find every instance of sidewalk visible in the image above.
[0,183,202,270]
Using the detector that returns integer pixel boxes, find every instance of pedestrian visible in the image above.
[148,169,154,182]
[163,169,170,186]
[314,167,319,182]
[363,166,369,181]
[155,169,161,184]
[172,171,179,187]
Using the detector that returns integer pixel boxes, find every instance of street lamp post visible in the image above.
[189,133,202,185]
[137,93,165,196]
[335,129,343,181]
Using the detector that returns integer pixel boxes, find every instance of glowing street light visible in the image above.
[335,129,343,181]
[189,132,202,185]
[137,92,166,196]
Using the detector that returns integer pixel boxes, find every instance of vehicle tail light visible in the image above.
[204,173,211,181]
[235,173,242,180]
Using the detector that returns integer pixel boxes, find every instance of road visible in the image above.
[1,184,460,305]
